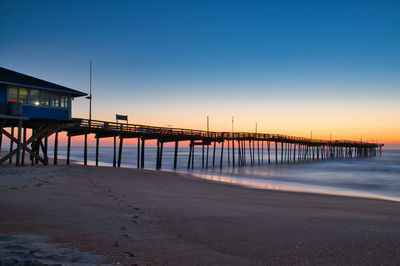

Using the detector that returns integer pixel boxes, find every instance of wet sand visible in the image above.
[0,165,399,265]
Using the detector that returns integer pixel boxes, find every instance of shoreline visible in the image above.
[189,171,400,203]
[1,165,400,264]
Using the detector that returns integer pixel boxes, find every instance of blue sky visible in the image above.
[1,0,399,143]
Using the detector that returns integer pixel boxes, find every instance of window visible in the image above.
[52,94,60,107]
[60,95,65,108]
[40,91,50,106]
[8,86,18,102]
[59,95,69,108]
[30,89,40,106]
[51,93,68,108]
[19,88,28,103]
[7,86,69,108]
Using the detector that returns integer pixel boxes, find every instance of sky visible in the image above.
[1,0,399,147]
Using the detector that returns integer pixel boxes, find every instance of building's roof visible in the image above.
[0,67,87,97]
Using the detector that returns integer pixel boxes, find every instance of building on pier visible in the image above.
[0,67,86,120]
[0,66,86,166]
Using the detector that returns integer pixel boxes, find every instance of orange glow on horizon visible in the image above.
[71,94,399,145]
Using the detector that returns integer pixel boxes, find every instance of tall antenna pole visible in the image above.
[232,116,234,132]
[207,116,209,133]
[89,60,92,125]
[255,122,257,134]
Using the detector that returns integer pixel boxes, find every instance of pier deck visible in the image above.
[1,117,384,168]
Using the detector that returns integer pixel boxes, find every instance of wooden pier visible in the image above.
[0,117,384,168]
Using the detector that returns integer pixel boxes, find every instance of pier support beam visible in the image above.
[238,141,241,166]
[21,127,27,165]
[212,141,216,167]
[113,135,116,167]
[67,135,71,165]
[252,140,255,165]
[95,137,99,166]
[220,141,224,168]
[15,120,22,166]
[227,140,230,166]
[156,139,160,170]
[293,143,296,162]
[141,139,145,168]
[118,137,123,167]
[160,141,164,168]
[54,132,59,165]
[232,138,235,168]
[187,141,193,169]
[202,144,205,168]
[242,140,246,165]
[83,133,87,166]
[249,140,253,165]
[9,127,14,164]
[174,141,178,169]
[156,139,164,169]
[191,143,195,169]
[137,138,140,168]
[206,142,209,169]
[44,136,48,165]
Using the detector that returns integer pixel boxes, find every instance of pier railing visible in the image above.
[69,118,381,148]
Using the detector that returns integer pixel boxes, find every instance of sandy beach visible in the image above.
[0,165,399,265]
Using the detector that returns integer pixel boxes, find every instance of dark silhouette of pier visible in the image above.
[1,117,382,168]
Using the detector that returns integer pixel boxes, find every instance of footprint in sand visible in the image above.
[132,215,139,224]
[124,251,134,258]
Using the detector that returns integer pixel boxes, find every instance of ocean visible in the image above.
[5,145,400,202]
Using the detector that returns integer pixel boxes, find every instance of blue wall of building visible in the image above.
[22,105,70,120]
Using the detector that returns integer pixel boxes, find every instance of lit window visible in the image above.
[19,88,28,103]
[40,91,50,106]
[30,89,40,106]
[8,86,18,102]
